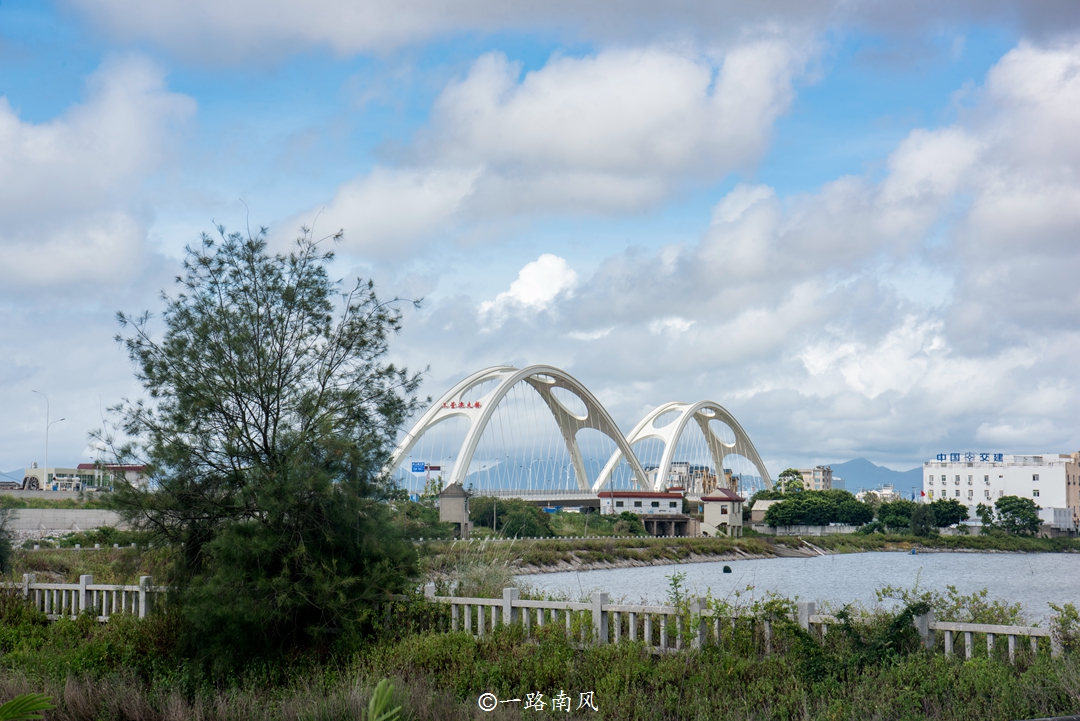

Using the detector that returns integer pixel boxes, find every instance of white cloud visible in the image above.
[648,317,695,335]
[390,40,1080,469]
[479,254,578,328]
[304,41,806,256]
[65,0,1080,62]
[0,56,194,285]
[285,167,479,256]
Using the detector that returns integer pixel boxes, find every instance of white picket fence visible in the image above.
[422,584,1063,662]
[6,574,165,621]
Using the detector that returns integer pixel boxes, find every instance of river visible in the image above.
[517,551,1080,620]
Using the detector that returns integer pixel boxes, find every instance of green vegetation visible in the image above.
[0,580,1079,720]
[97,226,423,668]
[0,495,112,510]
[424,536,774,576]
[760,489,874,527]
[810,532,1080,554]
[986,496,1043,536]
[470,497,555,537]
[776,467,804,492]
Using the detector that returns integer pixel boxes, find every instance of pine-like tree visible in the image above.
[101,226,423,664]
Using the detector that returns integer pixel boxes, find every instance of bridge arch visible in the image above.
[593,400,772,494]
[387,365,651,491]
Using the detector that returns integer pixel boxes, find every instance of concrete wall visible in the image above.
[752,524,859,536]
[0,490,86,500]
[6,509,125,531]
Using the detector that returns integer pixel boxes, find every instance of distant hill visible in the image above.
[829,458,922,498]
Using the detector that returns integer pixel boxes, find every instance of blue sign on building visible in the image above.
[937,452,1005,463]
[411,462,426,473]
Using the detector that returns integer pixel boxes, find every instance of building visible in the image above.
[750,498,782,524]
[15,463,147,492]
[799,466,832,491]
[437,482,473,539]
[701,488,745,538]
[923,453,1079,533]
[599,489,697,536]
[855,484,900,503]
[599,490,684,515]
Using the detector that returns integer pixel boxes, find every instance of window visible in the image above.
[669,501,678,508]
[1033,474,1040,481]
[1033,489,1040,497]
[634,501,642,508]
[941,475,946,483]
[984,475,990,484]
[984,490,990,498]
[998,490,1004,497]
[967,490,973,498]
[615,501,624,508]
[721,507,729,515]
[928,490,935,499]
[955,490,960,497]
[651,501,660,508]
[967,475,973,485]
[954,476,960,485]
[929,478,935,485]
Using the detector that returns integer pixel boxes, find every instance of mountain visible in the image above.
[829,458,923,497]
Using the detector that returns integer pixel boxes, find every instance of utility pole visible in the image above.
[31,390,64,488]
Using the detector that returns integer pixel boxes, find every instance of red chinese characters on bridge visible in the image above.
[443,401,482,409]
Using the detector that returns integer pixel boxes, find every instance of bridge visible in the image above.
[387,364,772,503]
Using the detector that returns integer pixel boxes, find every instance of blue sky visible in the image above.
[2,0,1079,475]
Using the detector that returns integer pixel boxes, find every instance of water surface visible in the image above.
[518,551,1080,620]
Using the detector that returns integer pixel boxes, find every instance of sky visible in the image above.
[2,0,1079,476]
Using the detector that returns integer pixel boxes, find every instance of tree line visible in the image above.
[753,484,1043,537]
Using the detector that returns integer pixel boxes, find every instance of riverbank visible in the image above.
[422,532,1080,577]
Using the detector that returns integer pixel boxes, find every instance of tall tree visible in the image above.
[909,504,936,537]
[929,499,969,527]
[777,468,804,493]
[994,496,1042,536]
[101,226,423,663]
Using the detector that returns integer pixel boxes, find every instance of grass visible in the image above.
[0,588,1078,720]
[8,546,168,584]
[422,536,773,578]
[810,533,1080,554]
[0,495,113,510]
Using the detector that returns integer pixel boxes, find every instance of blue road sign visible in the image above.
[411,462,426,473]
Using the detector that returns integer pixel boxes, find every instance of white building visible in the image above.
[12,463,147,491]
[855,484,900,503]
[599,490,684,515]
[701,488,745,538]
[923,453,1079,532]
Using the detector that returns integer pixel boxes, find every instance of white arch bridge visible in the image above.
[387,365,772,502]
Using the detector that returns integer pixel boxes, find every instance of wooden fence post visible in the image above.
[22,573,35,600]
[592,592,608,645]
[797,602,815,632]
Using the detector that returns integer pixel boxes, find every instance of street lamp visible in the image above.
[31,390,65,488]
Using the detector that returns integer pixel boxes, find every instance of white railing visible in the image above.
[799,602,1061,662]
[421,585,1065,662]
[421,583,778,654]
[6,574,165,621]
